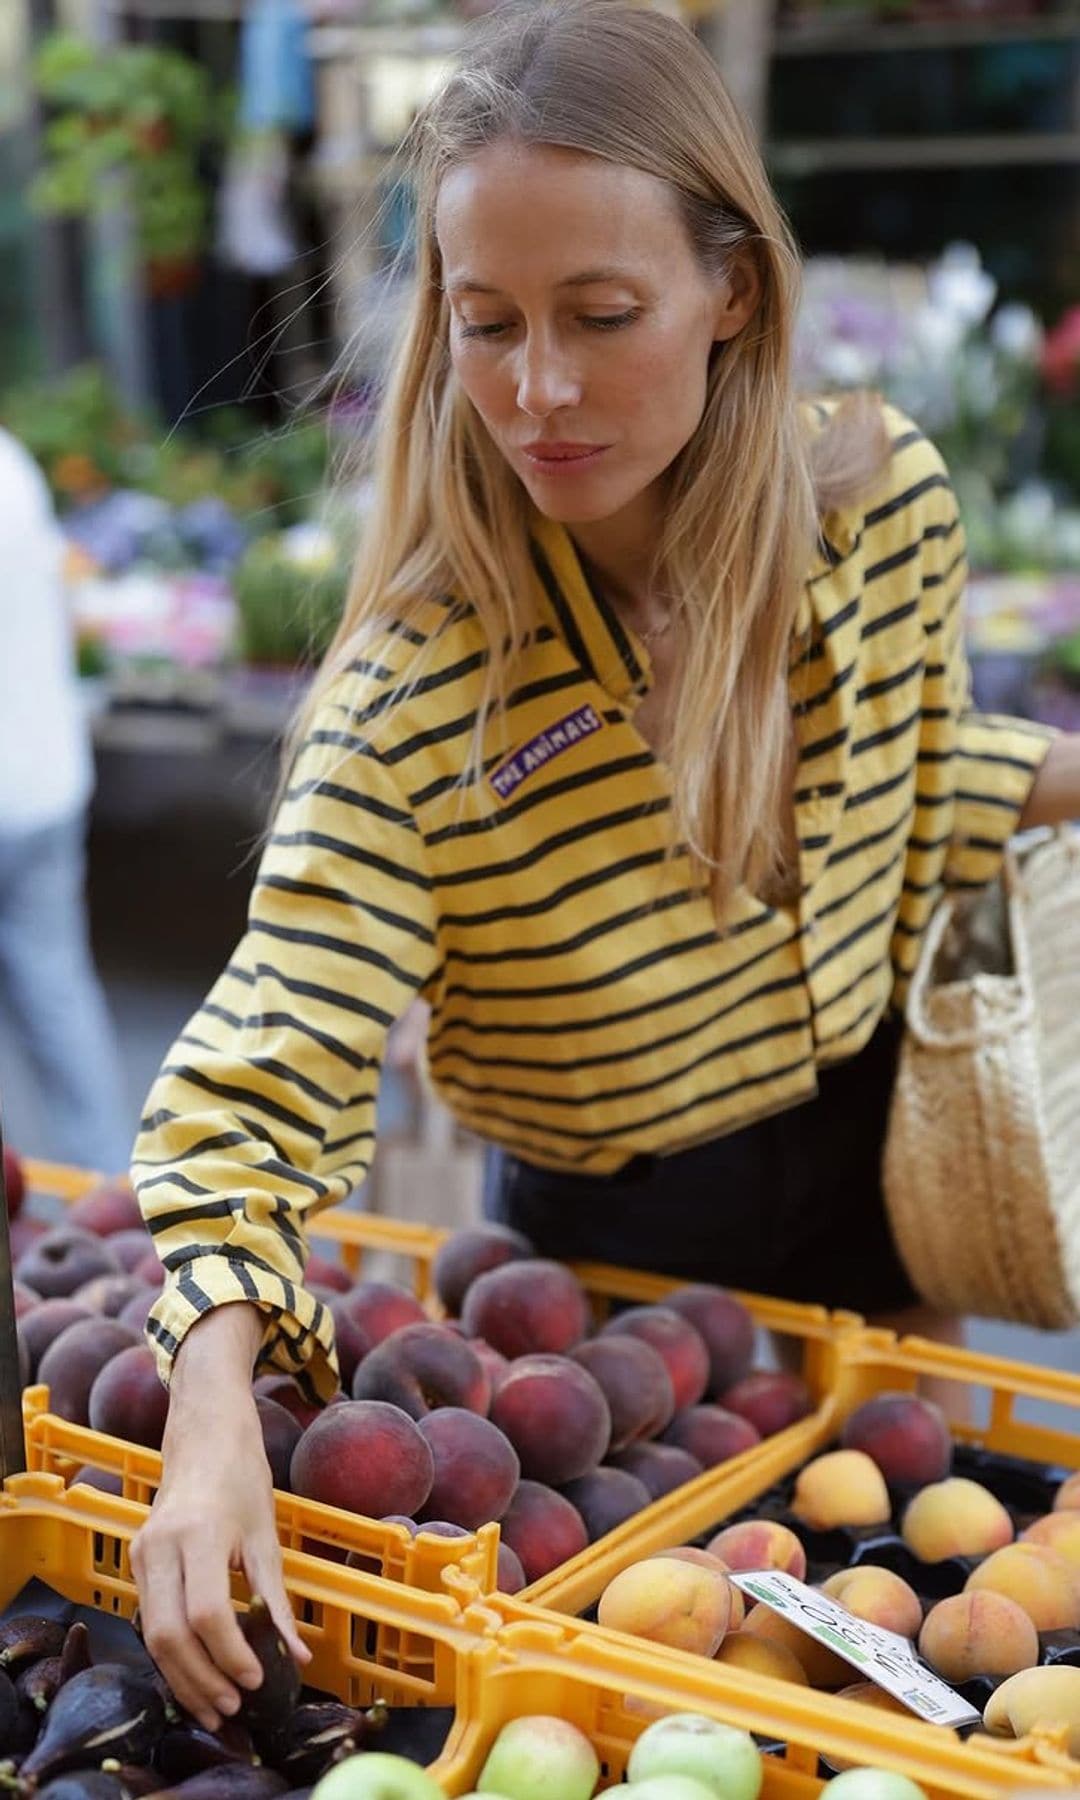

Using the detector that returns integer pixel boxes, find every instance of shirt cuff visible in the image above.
[145,1255,342,1404]
[948,713,1058,889]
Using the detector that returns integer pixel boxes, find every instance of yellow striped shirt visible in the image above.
[133,405,1054,1397]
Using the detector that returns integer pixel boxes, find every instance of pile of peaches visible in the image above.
[595,1390,1080,1758]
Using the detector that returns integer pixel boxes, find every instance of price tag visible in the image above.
[730,1570,980,1729]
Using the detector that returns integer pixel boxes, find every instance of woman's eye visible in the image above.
[584,310,639,331]
[458,321,507,339]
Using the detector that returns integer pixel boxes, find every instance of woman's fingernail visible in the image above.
[199,1712,221,1733]
[239,1670,263,1689]
[217,1693,240,1715]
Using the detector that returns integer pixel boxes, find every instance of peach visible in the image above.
[12,1281,39,1318]
[561,1467,651,1542]
[105,1228,154,1274]
[352,1322,490,1418]
[117,1288,157,1336]
[608,1442,703,1500]
[984,1666,1080,1756]
[918,1591,1039,1682]
[662,1406,761,1469]
[499,1480,588,1585]
[715,1630,808,1685]
[598,1557,731,1657]
[253,1373,323,1430]
[821,1568,922,1640]
[901,1478,1014,1563]
[134,1252,165,1288]
[338,1280,426,1348]
[656,1548,746,1627]
[965,1542,1080,1630]
[38,1316,138,1425]
[721,1372,814,1439]
[707,1521,807,1580]
[791,1450,891,1531]
[469,1338,510,1393]
[840,1391,952,1489]
[70,1465,124,1496]
[497,1543,527,1593]
[1021,1510,1080,1570]
[327,1296,372,1390]
[417,1407,520,1529]
[69,1179,144,1236]
[743,1604,852,1689]
[599,1307,709,1410]
[305,1251,351,1294]
[572,1336,675,1450]
[88,1345,170,1449]
[462,1259,590,1358]
[666,1285,756,1395]
[290,1399,435,1520]
[432,1223,534,1315]
[489,1354,611,1485]
[9,1215,46,1260]
[17,1226,119,1299]
[17,1298,92,1382]
[255,1394,303,1491]
[1054,1471,1080,1512]
[75,1273,147,1317]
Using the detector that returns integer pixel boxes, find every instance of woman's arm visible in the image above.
[1020,734,1080,829]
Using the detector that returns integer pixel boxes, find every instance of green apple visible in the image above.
[627,1713,762,1800]
[311,1751,446,1799]
[622,1780,721,1799]
[476,1714,600,1799]
[824,1773,928,1800]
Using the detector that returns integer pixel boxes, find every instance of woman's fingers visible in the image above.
[181,1544,266,1700]
[132,1525,232,1731]
[243,1539,312,1669]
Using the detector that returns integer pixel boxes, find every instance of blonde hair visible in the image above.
[290,0,892,921]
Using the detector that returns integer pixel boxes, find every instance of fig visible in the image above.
[17,1656,63,1714]
[18,1665,166,1785]
[0,1617,66,1671]
[155,1719,257,1783]
[236,1598,301,1757]
[0,1668,19,1751]
[34,1776,129,1799]
[278,1700,386,1786]
[143,1768,289,1798]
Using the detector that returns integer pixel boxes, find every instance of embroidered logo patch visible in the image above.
[489,703,603,801]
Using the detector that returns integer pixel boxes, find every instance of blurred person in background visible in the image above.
[0,425,130,1174]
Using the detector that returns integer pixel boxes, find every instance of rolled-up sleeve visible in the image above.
[132,678,441,1398]
[919,465,1056,891]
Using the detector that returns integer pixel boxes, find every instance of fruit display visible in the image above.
[587,1390,1080,1766]
[13,1199,821,1593]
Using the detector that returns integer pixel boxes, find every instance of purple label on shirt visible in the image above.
[489,703,604,801]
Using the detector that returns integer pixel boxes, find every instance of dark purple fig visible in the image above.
[58,1625,92,1689]
[34,1776,128,1799]
[155,1718,256,1783]
[16,1654,62,1713]
[18,1665,166,1784]
[0,1617,66,1671]
[143,1768,289,1798]
[236,1599,300,1755]
[0,1667,21,1751]
[100,1767,161,1797]
[277,1700,384,1786]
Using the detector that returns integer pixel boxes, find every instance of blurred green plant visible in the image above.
[30,32,230,267]
[231,529,348,666]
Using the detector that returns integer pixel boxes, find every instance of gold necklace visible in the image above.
[581,552,673,646]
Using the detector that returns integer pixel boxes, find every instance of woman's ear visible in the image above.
[713,251,762,345]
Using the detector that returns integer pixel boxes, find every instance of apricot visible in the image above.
[489,1355,611,1485]
[417,1407,520,1529]
[661,1406,761,1469]
[561,1468,651,1542]
[572,1336,675,1450]
[432,1223,533,1315]
[598,1557,731,1657]
[840,1391,952,1489]
[900,1476,1013,1563]
[715,1630,808,1685]
[599,1307,709,1410]
[666,1285,755,1394]
[790,1450,890,1531]
[338,1280,426,1348]
[743,1603,852,1688]
[1021,1510,1080,1571]
[829,1685,915,1770]
[608,1442,703,1500]
[498,1480,588,1585]
[707,1521,806,1580]
[984,1666,1080,1756]
[87,1345,170,1450]
[918,1591,1039,1682]
[655,1548,745,1625]
[965,1542,1080,1631]
[821,1568,922,1640]
[352,1322,490,1418]
[721,1371,814,1439]
[38,1316,139,1425]
[290,1399,435,1520]
[462,1259,590,1359]
[1054,1471,1080,1513]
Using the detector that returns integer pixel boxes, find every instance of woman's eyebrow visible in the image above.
[446,267,637,296]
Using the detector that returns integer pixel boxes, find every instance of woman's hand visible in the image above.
[130,1303,311,1730]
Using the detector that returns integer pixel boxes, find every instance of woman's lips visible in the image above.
[522,443,610,474]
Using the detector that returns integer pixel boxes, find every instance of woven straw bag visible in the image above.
[884,827,1080,1327]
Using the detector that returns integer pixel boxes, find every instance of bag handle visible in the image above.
[904,855,1033,1051]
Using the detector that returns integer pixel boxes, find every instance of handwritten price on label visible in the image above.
[729,1570,980,1729]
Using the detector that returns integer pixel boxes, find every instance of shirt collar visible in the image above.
[528,511,648,703]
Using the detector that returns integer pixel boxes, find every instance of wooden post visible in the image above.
[0,1110,26,1482]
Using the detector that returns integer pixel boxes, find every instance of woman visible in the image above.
[129,0,1080,1729]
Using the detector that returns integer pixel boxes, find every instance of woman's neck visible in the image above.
[568,485,665,610]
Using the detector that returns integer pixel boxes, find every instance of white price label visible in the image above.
[730,1569,981,1729]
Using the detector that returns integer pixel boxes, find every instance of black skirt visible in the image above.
[483,1016,919,1316]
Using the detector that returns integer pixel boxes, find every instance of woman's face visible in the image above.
[436,141,758,529]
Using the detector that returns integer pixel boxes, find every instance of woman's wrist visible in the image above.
[169,1302,266,1406]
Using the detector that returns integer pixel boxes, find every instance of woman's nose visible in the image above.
[515,338,582,417]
